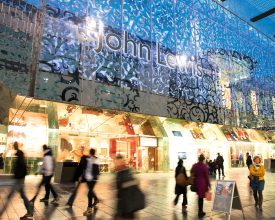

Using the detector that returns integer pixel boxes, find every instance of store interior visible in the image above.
[0,95,274,174]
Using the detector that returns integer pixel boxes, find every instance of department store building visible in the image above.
[0,0,274,173]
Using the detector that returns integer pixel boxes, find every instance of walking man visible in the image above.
[216,153,225,178]
[0,142,33,219]
[82,148,100,216]
[67,146,88,206]
[30,145,59,204]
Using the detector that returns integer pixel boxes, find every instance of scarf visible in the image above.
[253,163,260,170]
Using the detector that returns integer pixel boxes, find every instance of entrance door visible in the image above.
[148,147,158,171]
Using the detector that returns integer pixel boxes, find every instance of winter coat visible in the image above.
[74,155,88,181]
[84,156,100,181]
[75,155,100,182]
[249,164,265,181]
[246,156,252,168]
[216,155,224,167]
[13,150,27,179]
[175,165,188,195]
[0,156,4,169]
[191,162,210,198]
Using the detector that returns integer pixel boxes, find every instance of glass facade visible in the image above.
[0,95,274,174]
[0,0,274,129]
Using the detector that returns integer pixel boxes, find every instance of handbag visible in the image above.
[205,191,212,201]
[176,173,187,186]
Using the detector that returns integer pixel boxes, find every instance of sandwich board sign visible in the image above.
[211,180,245,219]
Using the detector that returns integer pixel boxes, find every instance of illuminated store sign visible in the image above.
[83,19,194,71]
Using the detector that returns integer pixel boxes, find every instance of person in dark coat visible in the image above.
[0,153,4,170]
[114,155,144,219]
[67,148,89,206]
[191,154,210,218]
[216,153,225,177]
[246,153,252,169]
[0,142,33,220]
[174,159,188,210]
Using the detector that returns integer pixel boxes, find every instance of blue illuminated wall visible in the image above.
[0,0,274,129]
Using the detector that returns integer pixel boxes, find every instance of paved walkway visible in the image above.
[0,168,275,219]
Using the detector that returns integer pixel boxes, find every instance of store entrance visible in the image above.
[230,143,254,168]
[148,147,158,171]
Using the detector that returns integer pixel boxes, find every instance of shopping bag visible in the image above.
[120,184,146,212]
[205,191,212,201]
[176,173,187,186]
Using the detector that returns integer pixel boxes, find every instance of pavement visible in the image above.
[0,168,275,220]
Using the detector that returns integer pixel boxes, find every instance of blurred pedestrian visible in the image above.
[0,142,33,219]
[191,154,211,218]
[249,156,265,211]
[239,153,243,167]
[0,153,4,173]
[216,153,225,178]
[246,152,253,189]
[246,153,252,169]
[82,148,100,216]
[67,146,89,206]
[114,155,145,219]
[30,145,59,204]
[174,159,188,211]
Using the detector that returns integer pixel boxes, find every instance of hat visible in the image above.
[253,155,261,163]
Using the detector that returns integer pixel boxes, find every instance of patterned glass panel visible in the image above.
[151,0,177,97]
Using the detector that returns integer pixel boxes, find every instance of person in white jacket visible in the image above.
[83,148,100,216]
[30,145,59,204]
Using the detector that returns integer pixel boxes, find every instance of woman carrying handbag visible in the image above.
[249,155,265,211]
[174,159,188,211]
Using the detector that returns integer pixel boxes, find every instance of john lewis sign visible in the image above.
[80,18,195,71]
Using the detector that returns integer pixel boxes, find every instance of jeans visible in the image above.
[87,180,98,208]
[0,179,33,217]
[31,175,58,201]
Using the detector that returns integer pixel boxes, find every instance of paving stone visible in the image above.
[0,168,275,219]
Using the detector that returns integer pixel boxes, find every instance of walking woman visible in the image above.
[249,155,265,211]
[191,154,210,218]
[174,159,188,211]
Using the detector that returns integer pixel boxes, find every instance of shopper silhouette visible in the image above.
[190,154,211,218]
[114,155,145,219]
[0,153,4,173]
[0,142,33,220]
[174,159,188,211]
[30,145,59,204]
[67,147,89,206]
[71,148,100,216]
[216,153,225,178]
[246,152,252,169]
[249,156,265,211]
